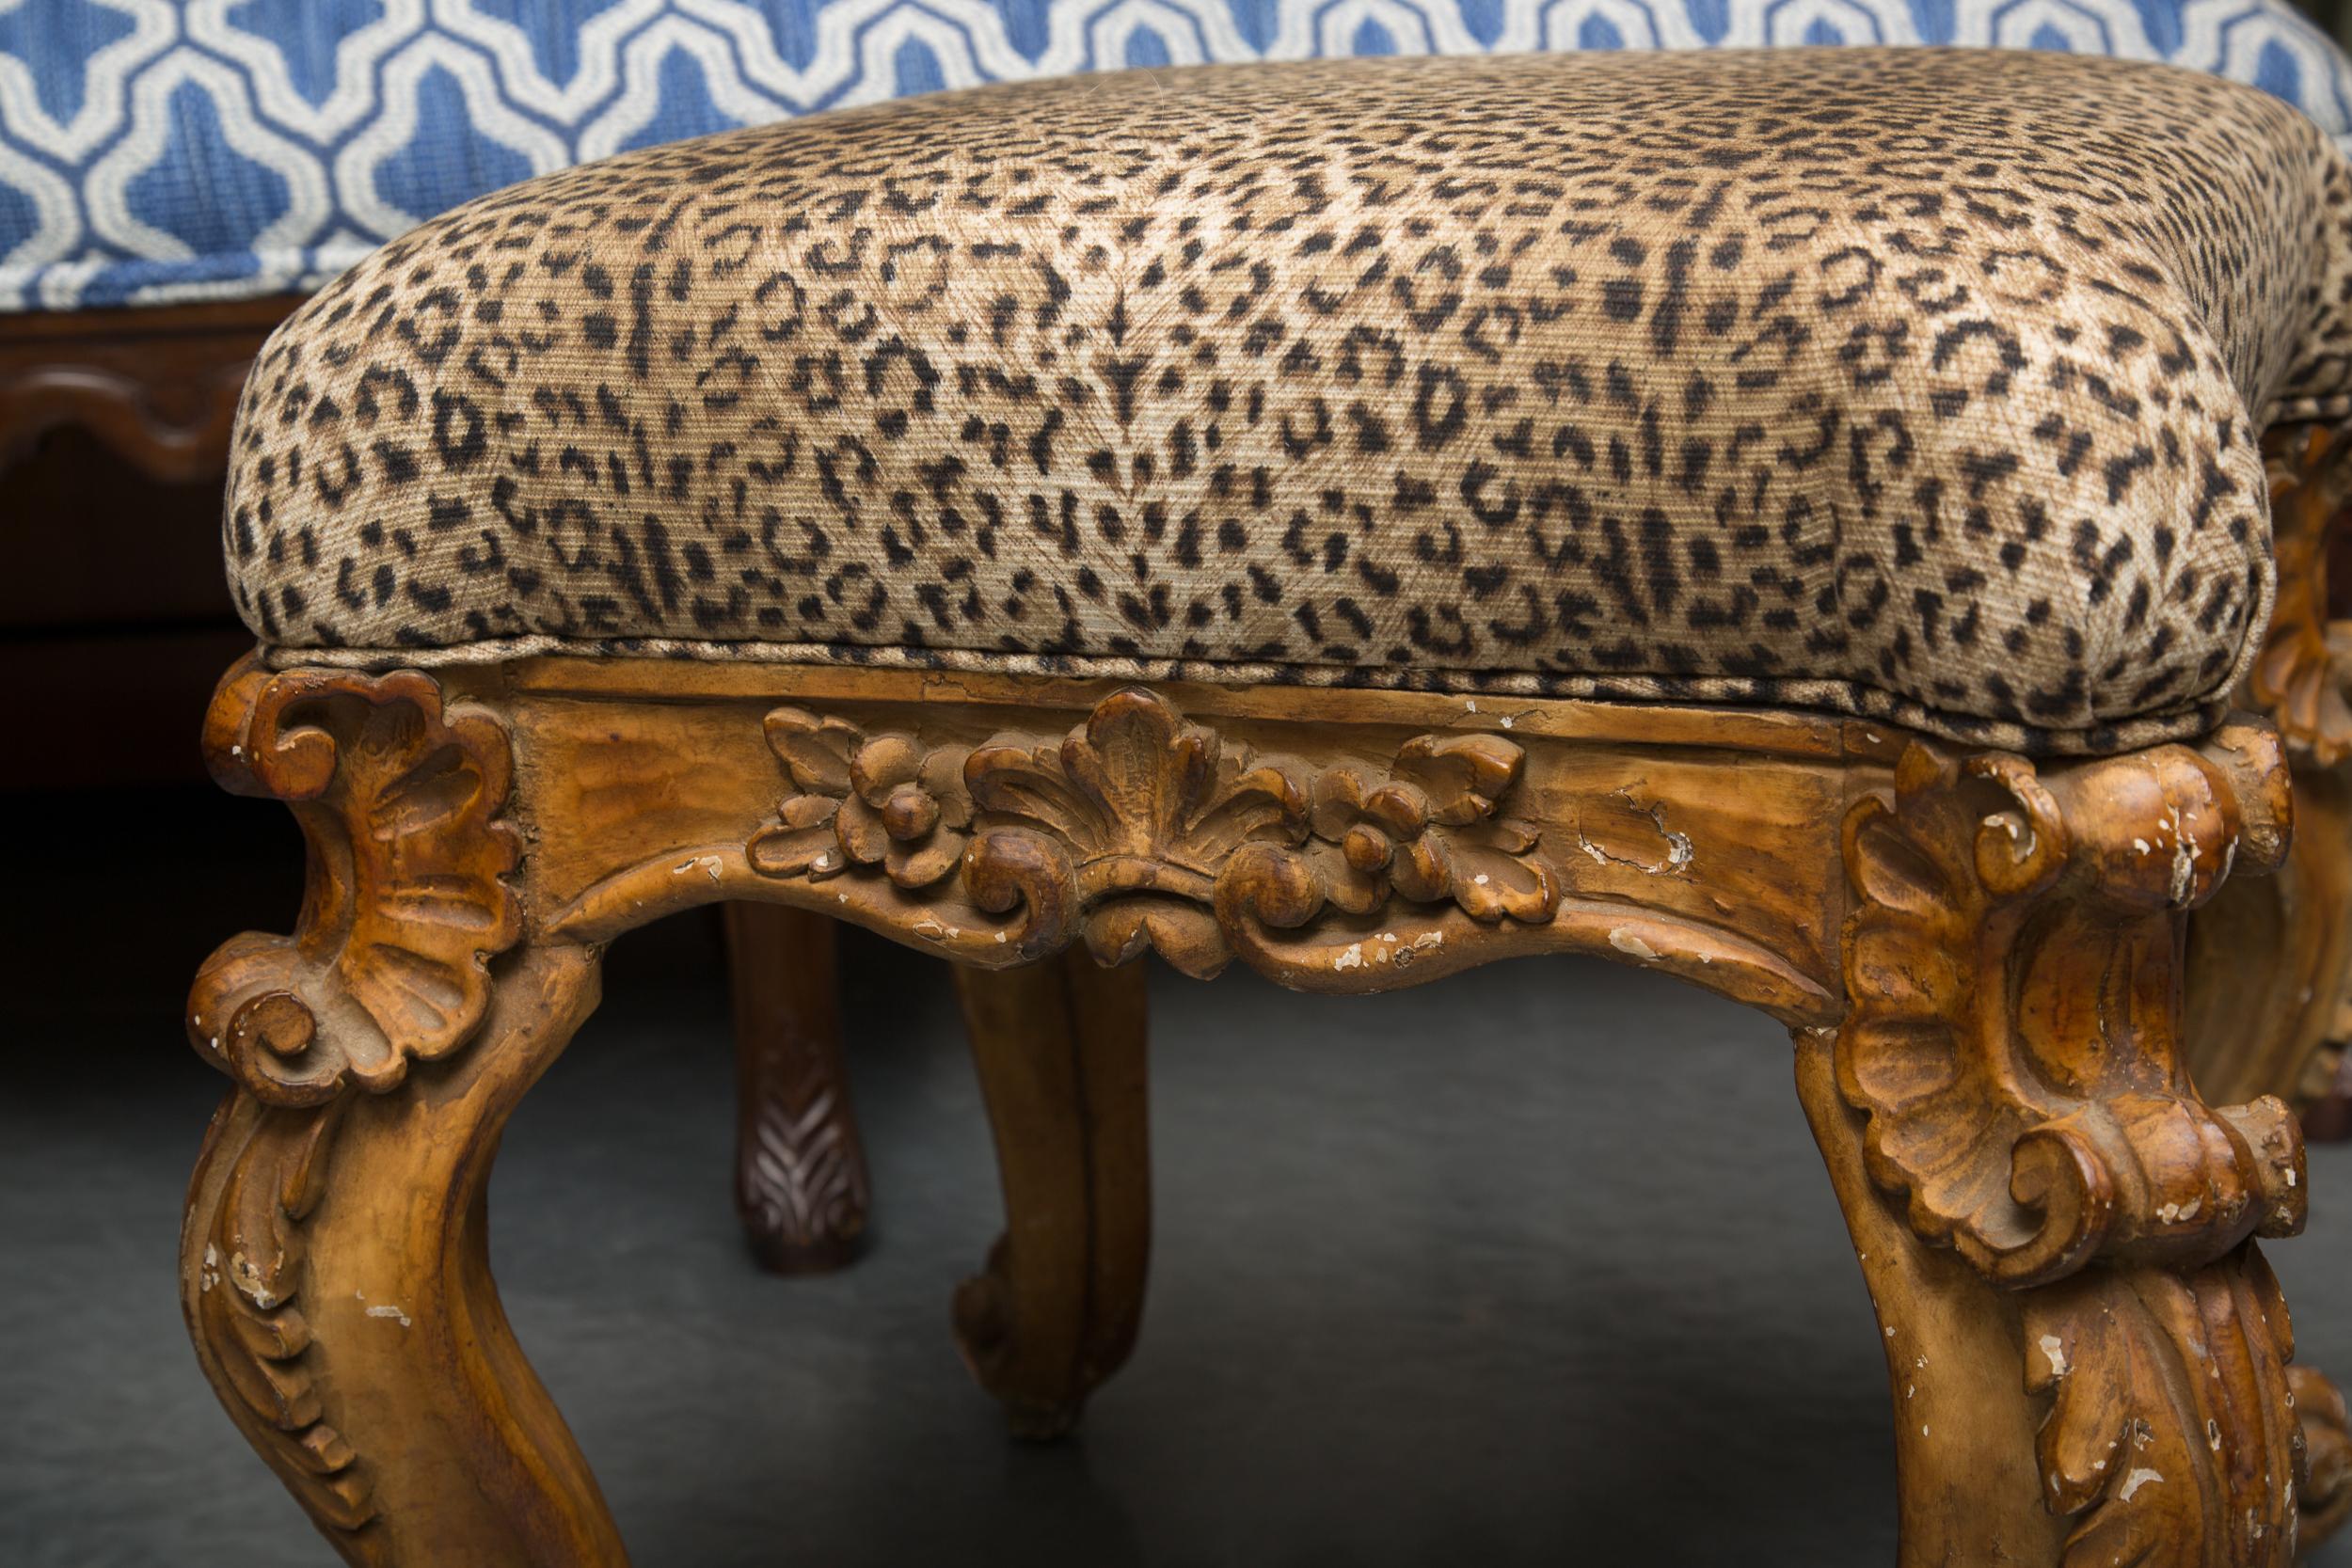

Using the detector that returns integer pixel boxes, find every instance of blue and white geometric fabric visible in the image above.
[4,0,2351,310]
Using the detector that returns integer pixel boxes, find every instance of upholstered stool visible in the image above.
[185,48,2352,1564]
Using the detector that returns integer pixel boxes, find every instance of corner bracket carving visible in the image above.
[1838,725,2303,1287]
[1836,721,2323,1561]
[183,660,526,1543]
[186,660,522,1106]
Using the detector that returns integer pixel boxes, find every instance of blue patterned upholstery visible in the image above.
[3,0,2350,310]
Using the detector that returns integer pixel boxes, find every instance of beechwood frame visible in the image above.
[178,627,2352,1567]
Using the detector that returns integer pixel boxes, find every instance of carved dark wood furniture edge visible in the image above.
[183,654,2344,1565]
[0,296,302,480]
[723,901,872,1274]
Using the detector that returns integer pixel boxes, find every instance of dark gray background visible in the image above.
[5,785,2348,1567]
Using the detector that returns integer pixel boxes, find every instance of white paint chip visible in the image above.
[1608,927,1660,961]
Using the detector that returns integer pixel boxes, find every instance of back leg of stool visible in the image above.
[725,902,872,1274]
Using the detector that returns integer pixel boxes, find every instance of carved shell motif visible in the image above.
[1836,740,2304,1290]
[962,689,1311,971]
[746,687,1556,977]
[186,668,522,1106]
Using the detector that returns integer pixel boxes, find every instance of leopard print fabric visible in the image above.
[223,48,2352,753]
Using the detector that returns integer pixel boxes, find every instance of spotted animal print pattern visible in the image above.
[224,48,2352,753]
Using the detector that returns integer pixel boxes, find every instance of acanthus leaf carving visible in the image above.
[186,663,522,1106]
[744,687,1556,979]
[2025,1247,2303,1568]
[193,1099,375,1535]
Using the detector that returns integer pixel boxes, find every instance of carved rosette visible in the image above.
[183,660,522,1539]
[1836,722,2327,1564]
[745,687,1557,979]
[2255,424,2351,766]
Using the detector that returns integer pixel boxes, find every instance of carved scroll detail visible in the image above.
[747,687,1556,978]
[1838,730,2304,1289]
[1836,723,2322,1563]
[186,663,522,1105]
[182,662,522,1543]
[2255,424,2351,766]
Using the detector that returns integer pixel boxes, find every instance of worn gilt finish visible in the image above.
[180,656,2344,1565]
[1829,729,2326,1566]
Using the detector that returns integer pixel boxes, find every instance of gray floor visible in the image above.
[6,788,2350,1567]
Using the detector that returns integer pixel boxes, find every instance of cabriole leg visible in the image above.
[181,661,623,1564]
[184,949,618,1565]
[1811,728,2338,1566]
[951,949,1151,1439]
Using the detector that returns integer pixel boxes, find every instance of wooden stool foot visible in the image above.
[725,902,871,1275]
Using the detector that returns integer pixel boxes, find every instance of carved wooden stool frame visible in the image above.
[178,641,2352,1567]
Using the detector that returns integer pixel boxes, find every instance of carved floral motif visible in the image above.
[750,708,972,888]
[744,687,1557,977]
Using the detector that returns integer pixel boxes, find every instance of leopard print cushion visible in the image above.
[223,48,2352,753]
